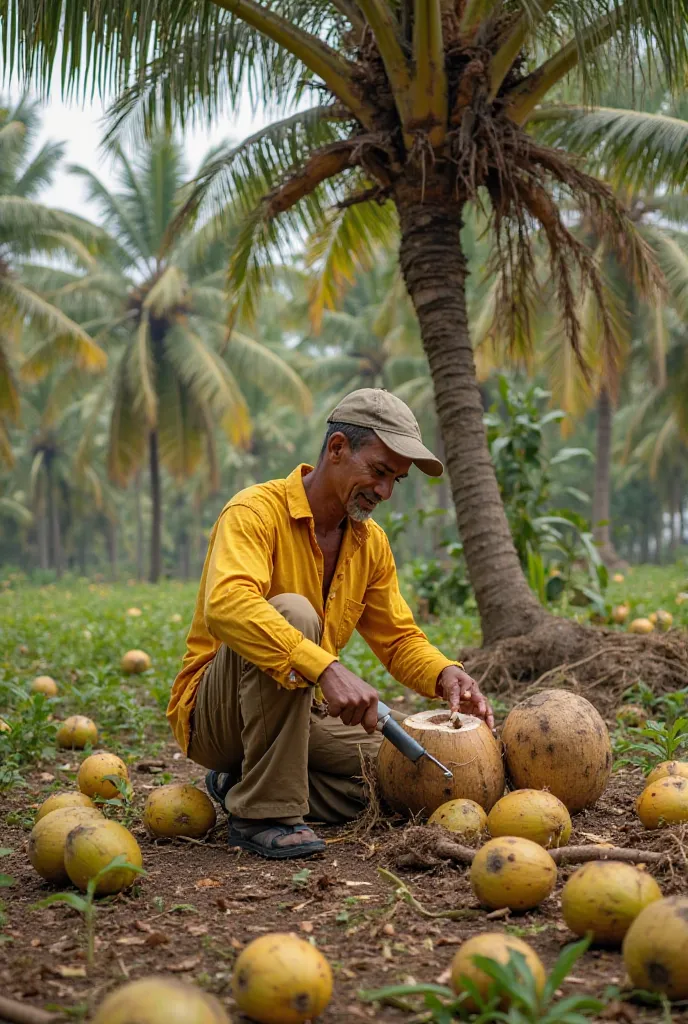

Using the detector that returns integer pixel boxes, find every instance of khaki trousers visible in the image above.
[188,593,383,823]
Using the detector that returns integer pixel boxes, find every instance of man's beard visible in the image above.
[347,491,378,522]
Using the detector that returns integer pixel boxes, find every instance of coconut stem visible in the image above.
[378,868,479,920]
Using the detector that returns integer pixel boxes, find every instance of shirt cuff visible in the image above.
[417,656,465,698]
[289,637,338,684]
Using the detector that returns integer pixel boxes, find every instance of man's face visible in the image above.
[326,434,412,522]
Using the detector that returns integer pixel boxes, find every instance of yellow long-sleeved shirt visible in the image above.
[167,464,460,754]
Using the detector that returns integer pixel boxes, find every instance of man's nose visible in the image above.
[374,478,394,501]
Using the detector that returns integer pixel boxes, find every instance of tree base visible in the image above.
[461,617,688,712]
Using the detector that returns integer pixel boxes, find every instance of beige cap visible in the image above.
[327,388,444,477]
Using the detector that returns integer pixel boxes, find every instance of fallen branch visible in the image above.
[549,845,666,866]
[378,868,478,921]
[0,996,60,1024]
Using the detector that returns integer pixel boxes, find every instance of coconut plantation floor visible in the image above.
[1,570,688,1021]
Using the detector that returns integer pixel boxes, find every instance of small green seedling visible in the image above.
[32,855,146,966]
[615,717,688,773]
[361,936,603,1023]
[0,848,14,939]
[95,774,136,826]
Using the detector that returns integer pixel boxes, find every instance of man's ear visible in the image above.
[327,432,348,463]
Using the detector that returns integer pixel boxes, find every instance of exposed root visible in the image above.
[384,826,669,872]
[461,619,688,712]
[378,868,479,921]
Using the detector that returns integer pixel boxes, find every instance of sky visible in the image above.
[10,87,270,222]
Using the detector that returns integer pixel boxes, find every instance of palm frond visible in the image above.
[641,224,688,319]
[108,354,150,486]
[143,265,189,317]
[0,335,20,420]
[305,198,399,330]
[130,313,158,426]
[68,165,153,265]
[0,196,105,253]
[12,139,65,198]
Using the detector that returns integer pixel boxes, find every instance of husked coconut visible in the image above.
[501,689,611,812]
[629,618,654,634]
[562,861,662,945]
[65,820,143,894]
[377,711,504,817]
[56,715,98,749]
[470,836,557,911]
[28,806,104,883]
[92,977,230,1024]
[623,896,688,999]
[36,792,96,822]
[487,789,571,848]
[428,798,487,838]
[144,784,216,838]
[121,649,151,674]
[636,776,688,828]
[31,675,58,696]
[451,933,545,1010]
[646,761,688,785]
[78,752,130,800]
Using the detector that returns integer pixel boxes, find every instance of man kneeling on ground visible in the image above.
[168,388,494,859]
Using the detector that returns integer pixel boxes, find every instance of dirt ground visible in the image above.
[3,747,688,1023]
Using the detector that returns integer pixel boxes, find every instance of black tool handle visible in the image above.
[377,701,425,763]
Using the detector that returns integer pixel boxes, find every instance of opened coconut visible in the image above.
[487,789,571,848]
[501,689,611,812]
[629,618,654,634]
[28,805,104,883]
[144,783,216,838]
[31,675,58,697]
[623,896,688,999]
[451,933,545,1009]
[56,715,98,749]
[77,752,129,800]
[377,711,504,817]
[470,836,557,911]
[232,933,332,1024]
[428,798,487,838]
[646,761,688,786]
[562,861,662,945]
[92,977,230,1024]
[636,776,688,828]
[121,649,151,674]
[65,819,143,894]
[36,791,96,822]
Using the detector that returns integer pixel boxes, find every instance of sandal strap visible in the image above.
[229,820,316,851]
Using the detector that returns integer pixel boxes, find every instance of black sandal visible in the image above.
[228,819,326,859]
[205,770,233,808]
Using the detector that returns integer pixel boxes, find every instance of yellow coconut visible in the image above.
[676,592,688,606]
[126,607,142,617]
[636,776,688,829]
[648,613,658,625]
[450,933,546,1010]
[31,675,58,697]
[28,806,104,883]
[470,836,557,911]
[65,819,143,894]
[612,605,630,624]
[616,704,649,727]
[612,573,625,583]
[121,649,151,674]
[646,761,688,786]
[56,715,98,749]
[486,789,571,848]
[629,618,654,634]
[170,613,183,623]
[623,896,688,999]
[377,710,504,817]
[77,752,130,800]
[655,610,673,631]
[36,791,96,822]
[0,717,11,732]
[428,799,487,839]
[501,689,612,812]
[92,977,230,1024]
[143,783,216,839]
[232,933,332,1024]
[562,861,662,946]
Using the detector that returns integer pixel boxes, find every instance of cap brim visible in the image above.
[373,428,444,477]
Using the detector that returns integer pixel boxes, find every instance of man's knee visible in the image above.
[269,593,321,642]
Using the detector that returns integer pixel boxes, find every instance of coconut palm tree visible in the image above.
[36,134,311,582]
[0,98,106,464]
[5,2,687,643]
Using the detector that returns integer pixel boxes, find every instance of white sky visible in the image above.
[10,88,270,221]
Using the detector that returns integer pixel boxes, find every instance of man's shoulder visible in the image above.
[220,477,290,522]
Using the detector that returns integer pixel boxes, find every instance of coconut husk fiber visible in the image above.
[461,619,688,713]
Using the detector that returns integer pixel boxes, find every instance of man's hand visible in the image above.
[318,662,379,734]
[437,666,495,730]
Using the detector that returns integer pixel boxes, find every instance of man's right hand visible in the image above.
[318,662,379,734]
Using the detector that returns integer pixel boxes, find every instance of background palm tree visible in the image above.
[38,134,312,582]
[0,97,106,463]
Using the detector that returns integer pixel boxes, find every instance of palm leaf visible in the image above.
[0,336,20,420]
[129,313,158,426]
[108,354,150,486]
[225,330,313,413]
[641,224,688,318]
[143,265,189,317]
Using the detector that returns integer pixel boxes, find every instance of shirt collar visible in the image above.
[285,463,370,543]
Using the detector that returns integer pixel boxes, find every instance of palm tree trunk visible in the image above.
[149,430,162,584]
[45,458,63,579]
[591,387,621,568]
[396,187,546,644]
[135,472,145,581]
[106,517,118,580]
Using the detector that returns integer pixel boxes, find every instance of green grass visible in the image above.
[0,562,686,789]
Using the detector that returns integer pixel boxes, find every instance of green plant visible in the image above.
[0,689,56,769]
[94,774,136,827]
[614,717,688,772]
[32,855,146,967]
[0,848,14,940]
[361,937,602,1023]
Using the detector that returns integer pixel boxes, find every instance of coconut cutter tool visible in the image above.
[376,700,454,778]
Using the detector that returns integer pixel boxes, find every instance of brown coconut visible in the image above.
[377,711,504,817]
[501,689,612,812]
[121,649,151,674]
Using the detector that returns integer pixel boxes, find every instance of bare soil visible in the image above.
[3,748,688,1023]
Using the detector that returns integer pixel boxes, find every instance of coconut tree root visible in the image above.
[0,997,60,1024]
[461,618,688,712]
[378,868,479,921]
[388,827,666,871]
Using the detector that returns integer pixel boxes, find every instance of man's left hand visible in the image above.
[436,666,495,730]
